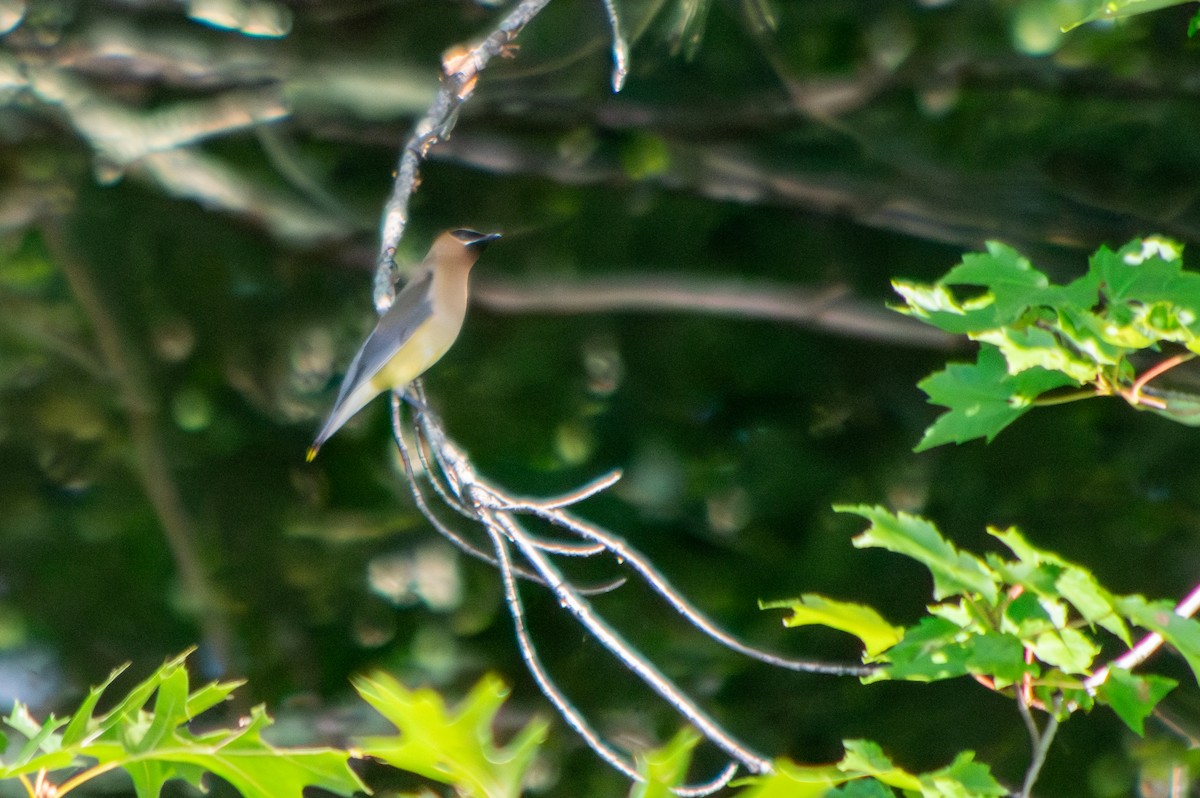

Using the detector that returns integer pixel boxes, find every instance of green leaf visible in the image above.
[973,325,1101,382]
[95,651,192,737]
[736,743,1002,798]
[762,595,903,657]
[1001,589,1060,638]
[184,677,246,719]
[1096,668,1177,736]
[355,671,547,798]
[132,664,189,753]
[837,505,999,604]
[874,618,1033,686]
[892,281,981,335]
[146,707,362,798]
[838,740,921,791]
[874,617,971,681]
[914,346,1078,451]
[893,242,1050,334]
[1142,386,1200,426]
[732,759,844,798]
[963,633,1031,685]
[0,651,364,798]
[7,705,69,764]
[826,779,895,797]
[917,751,1007,797]
[942,241,1050,323]
[1089,238,1189,305]
[1063,0,1197,31]
[630,728,700,798]
[1031,628,1100,674]
[61,664,128,747]
[898,237,1200,444]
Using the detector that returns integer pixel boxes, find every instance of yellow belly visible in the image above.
[367,315,461,392]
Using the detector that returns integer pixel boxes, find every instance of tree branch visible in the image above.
[372,0,553,312]
[474,275,960,349]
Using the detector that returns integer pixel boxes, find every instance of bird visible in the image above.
[306,228,500,461]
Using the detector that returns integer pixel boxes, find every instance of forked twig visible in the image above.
[388,387,877,792]
[390,397,624,596]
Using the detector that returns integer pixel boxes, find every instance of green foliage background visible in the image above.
[5,0,1200,795]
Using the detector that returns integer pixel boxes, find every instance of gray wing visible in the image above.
[330,269,435,408]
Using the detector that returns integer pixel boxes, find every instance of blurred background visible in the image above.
[3,0,1200,795]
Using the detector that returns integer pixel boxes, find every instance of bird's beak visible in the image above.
[451,229,502,249]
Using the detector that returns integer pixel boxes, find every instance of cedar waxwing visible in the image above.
[306,229,500,460]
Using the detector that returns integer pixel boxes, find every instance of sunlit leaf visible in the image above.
[837,505,999,603]
[1031,627,1099,674]
[838,740,921,791]
[917,750,1007,797]
[762,595,903,657]
[1063,0,1195,31]
[0,651,363,798]
[732,758,842,798]
[355,671,547,798]
[630,728,700,798]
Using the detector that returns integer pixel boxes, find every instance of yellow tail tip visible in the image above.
[305,445,319,462]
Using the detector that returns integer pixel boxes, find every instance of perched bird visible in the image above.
[306,229,500,460]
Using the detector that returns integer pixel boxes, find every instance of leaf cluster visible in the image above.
[0,652,555,798]
[772,506,1198,739]
[0,650,363,798]
[895,237,1200,449]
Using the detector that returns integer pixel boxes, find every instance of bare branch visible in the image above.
[1019,694,1062,798]
[600,0,630,91]
[373,0,554,312]
[391,402,882,781]
[487,505,773,776]
[474,276,960,350]
[527,503,876,677]
[391,393,625,596]
[485,513,645,781]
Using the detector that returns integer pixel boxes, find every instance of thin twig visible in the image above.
[526,502,876,676]
[483,513,644,781]
[408,406,777,782]
[1014,681,1039,750]
[1019,694,1062,798]
[489,507,773,774]
[372,0,553,312]
[392,394,624,596]
[398,404,880,784]
[600,0,630,91]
